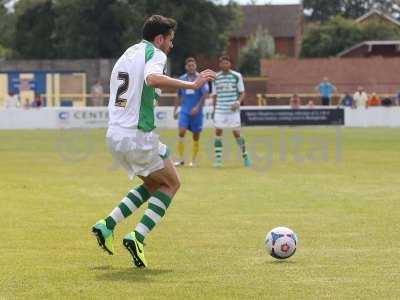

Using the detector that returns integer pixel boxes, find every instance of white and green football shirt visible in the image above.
[214,70,245,114]
[108,40,166,132]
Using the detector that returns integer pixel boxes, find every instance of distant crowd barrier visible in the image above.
[241,108,344,126]
[0,106,400,129]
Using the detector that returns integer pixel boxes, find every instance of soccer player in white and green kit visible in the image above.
[212,55,251,167]
[91,15,216,268]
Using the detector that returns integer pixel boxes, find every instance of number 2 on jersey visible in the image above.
[115,72,129,107]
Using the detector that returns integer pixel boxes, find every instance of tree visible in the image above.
[304,0,400,22]
[0,44,11,59]
[303,0,342,22]
[301,16,363,57]
[239,27,275,76]
[361,20,400,40]
[124,0,241,74]
[341,0,400,19]
[1,0,241,72]
[14,0,49,15]
[53,0,129,58]
[0,1,15,56]
[14,0,56,58]
[301,15,400,57]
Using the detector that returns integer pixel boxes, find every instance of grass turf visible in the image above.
[0,127,399,299]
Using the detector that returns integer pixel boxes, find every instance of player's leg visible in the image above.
[214,127,223,167]
[175,127,186,166]
[213,112,224,167]
[92,182,152,255]
[92,140,154,255]
[232,129,251,167]
[231,112,251,167]
[138,176,160,194]
[190,132,200,167]
[175,113,189,166]
[189,113,203,167]
[123,158,180,267]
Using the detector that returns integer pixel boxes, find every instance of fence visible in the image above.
[1,106,400,129]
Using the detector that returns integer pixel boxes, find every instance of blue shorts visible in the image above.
[178,112,203,133]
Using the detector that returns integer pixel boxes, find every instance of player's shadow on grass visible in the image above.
[267,260,297,265]
[93,265,172,282]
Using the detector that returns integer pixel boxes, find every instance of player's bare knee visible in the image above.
[174,176,181,192]
[233,131,240,138]
[171,176,181,194]
[143,182,158,194]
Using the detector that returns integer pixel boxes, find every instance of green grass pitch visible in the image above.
[1,127,399,299]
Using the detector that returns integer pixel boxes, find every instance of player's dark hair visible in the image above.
[219,55,231,63]
[142,15,177,42]
[185,57,196,64]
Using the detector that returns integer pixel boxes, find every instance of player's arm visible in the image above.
[144,50,215,91]
[191,82,210,115]
[212,94,217,111]
[232,73,245,110]
[211,81,217,118]
[190,92,209,116]
[238,91,246,105]
[198,92,209,108]
[231,92,245,111]
[146,71,215,90]
[173,92,181,119]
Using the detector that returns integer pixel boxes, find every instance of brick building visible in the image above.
[338,41,400,58]
[260,57,400,104]
[228,4,304,64]
[356,8,400,27]
[337,9,400,58]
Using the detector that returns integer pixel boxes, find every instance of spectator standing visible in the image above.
[23,98,31,109]
[381,97,394,107]
[353,86,368,109]
[290,94,301,109]
[367,93,380,107]
[31,95,43,108]
[4,92,20,108]
[338,92,354,108]
[316,77,337,106]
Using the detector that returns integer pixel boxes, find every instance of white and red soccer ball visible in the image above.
[265,227,298,259]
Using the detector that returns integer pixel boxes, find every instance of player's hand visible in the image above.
[231,101,240,111]
[173,111,179,120]
[190,106,199,116]
[193,69,216,89]
[200,69,217,81]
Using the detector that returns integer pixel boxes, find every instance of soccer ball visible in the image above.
[265,226,298,259]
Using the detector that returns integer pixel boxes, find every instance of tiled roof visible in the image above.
[337,40,400,57]
[232,4,303,38]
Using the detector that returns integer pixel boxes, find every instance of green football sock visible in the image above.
[105,185,151,231]
[134,191,172,243]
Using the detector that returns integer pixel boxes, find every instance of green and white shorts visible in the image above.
[106,127,169,180]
